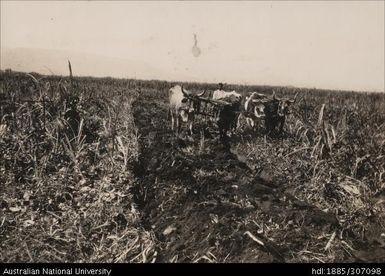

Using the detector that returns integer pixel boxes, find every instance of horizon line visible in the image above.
[1,67,383,94]
[1,47,384,93]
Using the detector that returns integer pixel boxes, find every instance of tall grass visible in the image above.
[0,70,156,262]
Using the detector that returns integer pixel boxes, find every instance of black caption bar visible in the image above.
[0,263,384,276]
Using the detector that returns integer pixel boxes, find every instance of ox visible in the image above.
[168,85,205,135]
[274,91,298,133]
[251,91,298,135]
[242,92,269,129]
[211,89,242,139]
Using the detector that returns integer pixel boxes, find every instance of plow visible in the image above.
[177,88,300,137]
[184,94,234,116]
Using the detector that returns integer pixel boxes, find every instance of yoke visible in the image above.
[185,96,239,119]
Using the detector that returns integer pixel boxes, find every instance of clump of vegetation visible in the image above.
[0,71,156,262]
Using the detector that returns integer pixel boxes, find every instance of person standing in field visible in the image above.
[212,83,225,100]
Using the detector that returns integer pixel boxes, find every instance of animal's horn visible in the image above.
[197,90,206,97]
[272,90,276,99]
[181,85,189,96]
[26,73,39,84]
[248,92,256,99]
[272,90,282,101]
[252,99,263,103]
[289,91,299,103]
[252,99,269,104]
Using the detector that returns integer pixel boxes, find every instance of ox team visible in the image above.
[168,83,298,139]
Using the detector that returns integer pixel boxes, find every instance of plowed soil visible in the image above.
[130,94,379,263]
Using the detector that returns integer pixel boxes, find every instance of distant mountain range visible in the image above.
[0,48,186,81]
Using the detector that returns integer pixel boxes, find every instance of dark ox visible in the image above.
[168,85,205,135]
[249,91,298,135]
[215,95,242,139]
[275,92,298,132]
[211,90,242,134]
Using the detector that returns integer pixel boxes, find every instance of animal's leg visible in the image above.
[265,119,271,135]
[247,118,253,129]
[219,128,225,141]
[279,117,285,134]
[171,113,175,132]
[237,114,242,131]
[247,117,255,129]
[189,121,193,136]
[232,115,239,134]
[176,117,181,135]
[218,120,224,140]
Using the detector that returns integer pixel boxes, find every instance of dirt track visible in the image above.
[131,94,381,262]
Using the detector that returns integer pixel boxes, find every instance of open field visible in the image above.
[1,70,385,262]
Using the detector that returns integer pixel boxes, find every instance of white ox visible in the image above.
[243,92,269,128]
[242,90,299,134]
[168,85,205,135]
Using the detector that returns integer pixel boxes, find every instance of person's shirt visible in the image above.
[212,89,227,100]
[213,90,241,102]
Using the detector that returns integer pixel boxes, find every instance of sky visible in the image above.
[1,1,384,92]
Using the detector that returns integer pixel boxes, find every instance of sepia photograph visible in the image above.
[0,0,384,267]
